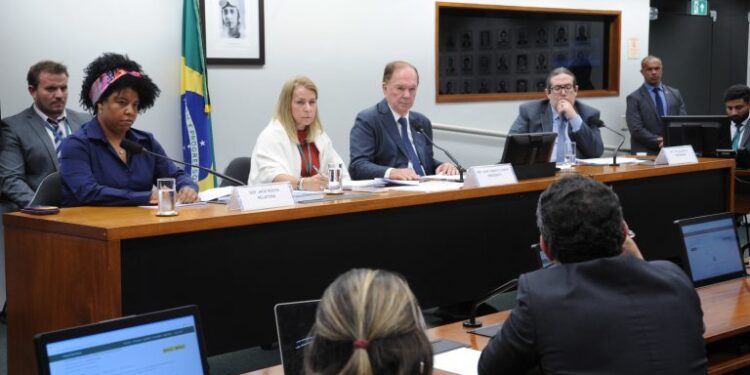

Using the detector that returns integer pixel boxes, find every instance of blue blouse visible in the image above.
[60,118,197,206]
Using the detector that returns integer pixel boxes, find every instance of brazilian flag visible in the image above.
[181,0,216,190]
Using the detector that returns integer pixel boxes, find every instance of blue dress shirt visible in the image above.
[60,118,197,206]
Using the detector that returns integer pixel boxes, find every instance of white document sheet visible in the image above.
[433,347,481,375]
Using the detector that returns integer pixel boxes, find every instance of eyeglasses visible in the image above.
[549,84,575,94]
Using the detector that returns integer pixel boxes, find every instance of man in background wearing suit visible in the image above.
[724,84,750,151]
[478,174,707,375]
[349,61,457,180]
[626,55,687,154]
[0,61,90,320]
[509,67,603,161]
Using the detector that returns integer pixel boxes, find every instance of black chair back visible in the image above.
[28,172,61,207]
[220,157,251,187]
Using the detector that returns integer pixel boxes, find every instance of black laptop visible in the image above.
[35,305,209,375]
[675,212,748,287]
[274,300,321,375]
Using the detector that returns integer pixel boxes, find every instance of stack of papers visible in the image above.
[292,190,325,202]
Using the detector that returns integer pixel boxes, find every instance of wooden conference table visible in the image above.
[4,158,734,374]
[248,276,750,375]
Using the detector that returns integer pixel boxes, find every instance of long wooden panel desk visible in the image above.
[4,158,734,374]
[248,277,750,375]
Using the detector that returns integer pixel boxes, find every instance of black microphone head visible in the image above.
[588,118,605,128]
[120,138,144,154]
[410,121,425,133]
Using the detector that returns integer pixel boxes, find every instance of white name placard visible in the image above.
[227,182,295,211]
[654,145,698,166]
[463,164,518,188]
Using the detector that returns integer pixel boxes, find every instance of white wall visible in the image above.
[0,0,650,172]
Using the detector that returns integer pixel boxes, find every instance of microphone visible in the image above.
[410,122,466,182]
[463,278,518,328]
[120,138,246,187]
[589,118,625,166]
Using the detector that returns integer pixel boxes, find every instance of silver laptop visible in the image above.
[675,212,748,287]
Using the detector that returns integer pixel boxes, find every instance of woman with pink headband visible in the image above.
[59,53,198,206]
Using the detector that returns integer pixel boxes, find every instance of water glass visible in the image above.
[327,162,344,194]
[565,141,577,166]
[156,178,177,216]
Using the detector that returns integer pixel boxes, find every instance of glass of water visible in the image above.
[156,178,178,216]
[565,141,577,166]
[326,163,344,194]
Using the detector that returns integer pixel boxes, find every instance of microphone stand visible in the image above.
[410,124,466,182]
[120,139,246,186]
[463,278,518,328]
[590,118,625,166]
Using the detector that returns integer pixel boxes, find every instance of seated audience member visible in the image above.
[478,174,707,375]
[249,76,347,190]
[509,67,603,161]
[725,84,750,151]
[1,60,90,211]
[60,53,198,206]
[305,268,433,375]
[349,61,457,180]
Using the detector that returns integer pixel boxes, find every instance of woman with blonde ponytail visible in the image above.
[304,269,433,375]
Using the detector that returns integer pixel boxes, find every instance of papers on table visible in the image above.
[292,190,325,202]
[576,157,647,166]
[433,347,482,375]
[139,201,208,209]
[421,174,463,182]
[389,180,463,192]
[199,186,234,202]
[343,179,387,190]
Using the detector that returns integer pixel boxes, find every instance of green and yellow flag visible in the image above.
[181,0,216,190]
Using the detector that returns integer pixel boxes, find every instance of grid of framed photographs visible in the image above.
[436,4,621,102]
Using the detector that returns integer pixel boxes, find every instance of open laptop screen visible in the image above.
[675,213,747,287]
[35,305,208,375]
[275,300,320,375]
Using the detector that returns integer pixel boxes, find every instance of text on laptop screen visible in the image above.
[44,315,204,375]
[681,217,744,282]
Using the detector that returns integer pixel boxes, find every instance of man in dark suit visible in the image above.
[477,174,707,375]
[724,84,750,151]
[349,61,457,180]
[626,55,687,154]
[0,60,90,211]
[509,67,603,161]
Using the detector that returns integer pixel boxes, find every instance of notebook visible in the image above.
[675,212,748,287]
[35,305,209,375]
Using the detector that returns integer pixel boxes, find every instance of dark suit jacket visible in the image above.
[349,99,442,179]
[0,105,90,211]
[626,84,687,154]
[509,99,604,158]
[478,255,707,375]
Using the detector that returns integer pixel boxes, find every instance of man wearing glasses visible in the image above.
[509,67,603,162]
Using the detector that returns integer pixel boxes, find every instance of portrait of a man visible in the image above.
[220,0,245,39]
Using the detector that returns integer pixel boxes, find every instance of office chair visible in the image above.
[220,157,251,187]
[28,172,61,207]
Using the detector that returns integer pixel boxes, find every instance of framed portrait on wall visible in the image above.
[201,0,265,65]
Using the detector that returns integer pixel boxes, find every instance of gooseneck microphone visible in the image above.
[410,122,466,182]
[463,278,518,328]
[120,139,246,187]
[589,118,625,166]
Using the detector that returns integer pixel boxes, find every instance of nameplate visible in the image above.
[227,182,295,211]
[654,145,698,165]
[463,164,518,188]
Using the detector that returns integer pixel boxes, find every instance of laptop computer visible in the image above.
[35,305,209,375]
[274,299,321,375]
[675,212,748,287]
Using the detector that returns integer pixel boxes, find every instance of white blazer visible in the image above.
[249,119,349,185]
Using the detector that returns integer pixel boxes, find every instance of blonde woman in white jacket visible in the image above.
[249,76,348,190]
